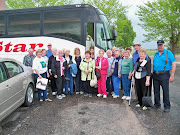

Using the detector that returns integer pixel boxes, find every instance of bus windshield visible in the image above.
[99,15,115,48]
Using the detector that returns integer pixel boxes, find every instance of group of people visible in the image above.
[23,39,176,112]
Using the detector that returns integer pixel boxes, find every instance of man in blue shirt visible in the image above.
[153,40,176,112]
[46,44,53,58]
[132,42,141,64]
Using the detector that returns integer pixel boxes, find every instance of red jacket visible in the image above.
[95,57,109,75]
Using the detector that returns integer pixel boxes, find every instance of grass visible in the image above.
[146,50,157,56]
[132,50,157,56]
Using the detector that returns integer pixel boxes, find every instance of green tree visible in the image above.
[137,0,180,55]
[81,0,136,48]
[6,0,73,9]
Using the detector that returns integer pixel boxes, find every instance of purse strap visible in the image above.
[163,50,168,71]
[96,57,100,72]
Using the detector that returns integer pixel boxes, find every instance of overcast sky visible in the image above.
[75,0,158,49]
[119,0,157,49]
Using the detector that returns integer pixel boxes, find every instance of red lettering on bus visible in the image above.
[0,41,3,51]
[30,43,43,51]
[4,42,12,52]
[0,42,44,52]
[13,44,27,52]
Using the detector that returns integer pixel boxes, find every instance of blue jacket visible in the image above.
[70,63,77,77]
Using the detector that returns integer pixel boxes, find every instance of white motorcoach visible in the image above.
[0,4,117,62]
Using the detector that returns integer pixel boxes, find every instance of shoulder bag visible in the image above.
[95,58,101,80]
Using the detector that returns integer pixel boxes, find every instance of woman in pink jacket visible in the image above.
[96,49,109,98]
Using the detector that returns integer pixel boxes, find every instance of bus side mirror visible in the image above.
[112,26,117,40]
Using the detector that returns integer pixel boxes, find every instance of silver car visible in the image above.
[0,58,35,122]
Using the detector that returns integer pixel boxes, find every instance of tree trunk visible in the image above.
[170,42,177,57]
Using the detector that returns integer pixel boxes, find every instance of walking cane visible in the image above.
[129,77,134,106]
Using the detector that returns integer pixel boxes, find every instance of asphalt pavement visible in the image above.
[0,65,180,135]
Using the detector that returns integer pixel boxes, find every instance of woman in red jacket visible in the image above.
[96,49,109,98]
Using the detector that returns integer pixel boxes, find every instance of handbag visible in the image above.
[90,70,97,87]
[36,77,48,90]
[142,85,153,107]
[95,58,101,80]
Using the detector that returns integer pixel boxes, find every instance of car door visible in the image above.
[3,61,24,109]
[0,62,12,121]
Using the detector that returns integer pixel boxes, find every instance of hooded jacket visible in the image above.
[79,58,95,81]
[95,57,109,75]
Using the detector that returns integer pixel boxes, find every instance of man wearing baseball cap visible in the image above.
[132,42,141,64]
[153,40,176,112]
[46,44,53,58]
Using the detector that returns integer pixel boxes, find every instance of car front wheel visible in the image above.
[24,84,34,106]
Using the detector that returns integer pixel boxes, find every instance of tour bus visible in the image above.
[0,4,117,62]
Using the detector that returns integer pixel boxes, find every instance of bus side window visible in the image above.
[86,23,95,51]
[0,15,5,37]
[96,23,107,50]
[43,9,81,42]
[8,13,40,36]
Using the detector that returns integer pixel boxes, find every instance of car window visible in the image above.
[0,63,7,83]
[4,62,23,78]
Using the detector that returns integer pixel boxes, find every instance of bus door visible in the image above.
[86,23,95,51]
[95,23,108,51]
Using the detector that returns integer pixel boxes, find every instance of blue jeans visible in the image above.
[65,69,73,94]
[106,76,114,92]
[122,74,131,96]
[153,72,170,109]
[112,75,121,96]
[75,71,83,92]
[34,73,48,100]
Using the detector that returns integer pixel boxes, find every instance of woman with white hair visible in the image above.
[48,48,57,96]
[106,49,114,94]
[63,49,76,95]
[51,50,66,99]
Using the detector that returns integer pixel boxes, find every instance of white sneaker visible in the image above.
[56,95,62,100]
[61,94,66,98]
[113,95,119,98]
[76,92,80,94]
[97,94,103,97]
[142,106,148,110]
[111,92,114,95]
[52,92,57,96]
[80,91,84,94]
[103,95,107,98]
[126,96,131,100]
[121,96,127,100]
[136,104,141,108]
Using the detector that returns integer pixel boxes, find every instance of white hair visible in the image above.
[52,48,57,51]
[65,49,70,52]
[106,49,112,54]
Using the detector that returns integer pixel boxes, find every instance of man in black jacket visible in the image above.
[48,48,57,96]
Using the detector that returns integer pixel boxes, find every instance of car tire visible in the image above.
[24,84,34,107]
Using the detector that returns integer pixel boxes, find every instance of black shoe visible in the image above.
[154,104,161,108]
[164,109,170,112]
